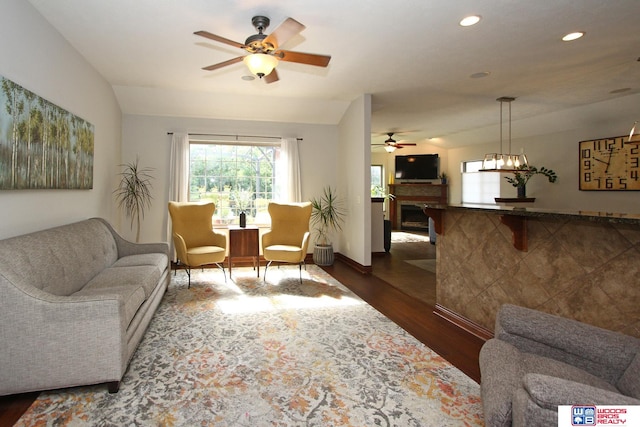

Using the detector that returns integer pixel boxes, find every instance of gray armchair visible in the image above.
[479,304,640,427]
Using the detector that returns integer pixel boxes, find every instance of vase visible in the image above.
[517,185,526,198]
[239,211,246,228]
[313,244,334,266]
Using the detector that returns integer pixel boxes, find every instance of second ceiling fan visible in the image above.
[195,16,331,83]
[373,133,417,152]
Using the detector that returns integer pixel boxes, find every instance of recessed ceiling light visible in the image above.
[470,71,491,79]
[562,31,585,41]
[460,15,481,27]
[241,75,255,81]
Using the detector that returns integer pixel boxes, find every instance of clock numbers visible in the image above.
[579,136,640,190]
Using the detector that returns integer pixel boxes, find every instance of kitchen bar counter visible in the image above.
[425,203,640,225]
[422,203,640,340]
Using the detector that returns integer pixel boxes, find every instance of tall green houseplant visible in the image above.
[114,157,154,242]
[310,186,345,265]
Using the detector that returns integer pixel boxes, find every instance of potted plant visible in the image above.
[438,172,448,185]
[505,165,557,198]
[114,157,154,242]
[310,186,345,266]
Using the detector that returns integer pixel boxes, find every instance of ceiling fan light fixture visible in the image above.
[384,145,397,153]
[243,53,279,78]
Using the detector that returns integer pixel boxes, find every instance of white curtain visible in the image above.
[277,137,302,202]
[167,133,190,260]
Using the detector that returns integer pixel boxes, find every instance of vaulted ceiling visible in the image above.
[28,0,639,149]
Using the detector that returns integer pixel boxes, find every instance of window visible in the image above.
[461,160,500,204]
[370,164,384,196]
[189,142,280,225]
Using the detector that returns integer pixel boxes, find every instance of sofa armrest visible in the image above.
[0,275,126,395]
[512,374,640,427]
[523,373,640,409]
[496,304,639,382]
[94,217,169,257]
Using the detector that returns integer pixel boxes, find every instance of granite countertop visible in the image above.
[422,203,640,225]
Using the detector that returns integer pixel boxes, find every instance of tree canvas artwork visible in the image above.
[0,75,94,190]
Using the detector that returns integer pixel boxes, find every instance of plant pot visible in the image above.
[313,244,334,266]
[239,211,246,228]
[517,185,526,198]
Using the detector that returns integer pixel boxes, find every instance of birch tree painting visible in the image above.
[0,75,94,190]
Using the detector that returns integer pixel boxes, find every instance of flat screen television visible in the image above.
[394,154,439,180]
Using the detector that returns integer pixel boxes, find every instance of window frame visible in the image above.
[188,140,281,227]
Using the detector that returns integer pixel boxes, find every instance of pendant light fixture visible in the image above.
[481,97,530,172]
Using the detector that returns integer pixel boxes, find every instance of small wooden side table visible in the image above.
[228,225,260,278]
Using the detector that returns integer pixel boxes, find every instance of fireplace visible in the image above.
[400,205,430,231]
[388,183,448,230]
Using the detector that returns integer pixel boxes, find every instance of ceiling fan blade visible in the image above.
[264,68,279,84]
[194,30,246,49]
[202,56,244,71]
[263,18,305,50]
[397,143,417,147]
[276,50,331,67]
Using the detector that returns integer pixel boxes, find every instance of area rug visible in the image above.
[17,265,483,426]
[405,259,437,273]
[391,231,431,243]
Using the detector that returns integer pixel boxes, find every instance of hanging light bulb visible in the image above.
[481,97,530,172]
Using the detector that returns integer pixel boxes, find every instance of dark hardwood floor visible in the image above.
[0,234,485,426]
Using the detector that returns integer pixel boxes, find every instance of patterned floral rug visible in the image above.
[16,265,483,426]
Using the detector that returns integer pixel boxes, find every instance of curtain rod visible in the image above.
[167,132,302,141]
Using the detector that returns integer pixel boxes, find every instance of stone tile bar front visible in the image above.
[425,203,640,339]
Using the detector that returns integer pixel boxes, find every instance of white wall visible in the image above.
[121,114,339,243]
[0,0,122,239]
[447,93,640,213]
[337,94,372,266]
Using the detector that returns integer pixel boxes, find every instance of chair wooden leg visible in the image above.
[186,267,191,288]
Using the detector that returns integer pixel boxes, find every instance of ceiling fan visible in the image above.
[195,16,331,83]
[373,133,417,152]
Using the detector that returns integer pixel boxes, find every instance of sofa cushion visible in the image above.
[0,219,118,296]
[112,253,168,274]
[84,265,161,299]
[480,338,619,427]
[73,285,146,327]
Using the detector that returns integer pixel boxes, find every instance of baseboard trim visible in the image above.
[334,253,373,274]
[434,304,493,341]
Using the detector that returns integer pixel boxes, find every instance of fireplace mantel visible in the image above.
[388,183,448,230]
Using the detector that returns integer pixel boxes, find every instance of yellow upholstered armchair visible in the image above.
[168,201,227,287]
[262,202,312,283]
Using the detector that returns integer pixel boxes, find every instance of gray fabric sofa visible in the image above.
[480,304,640,427]
[0,218,170,396]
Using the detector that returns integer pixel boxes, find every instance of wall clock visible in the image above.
[579,136,640,190]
